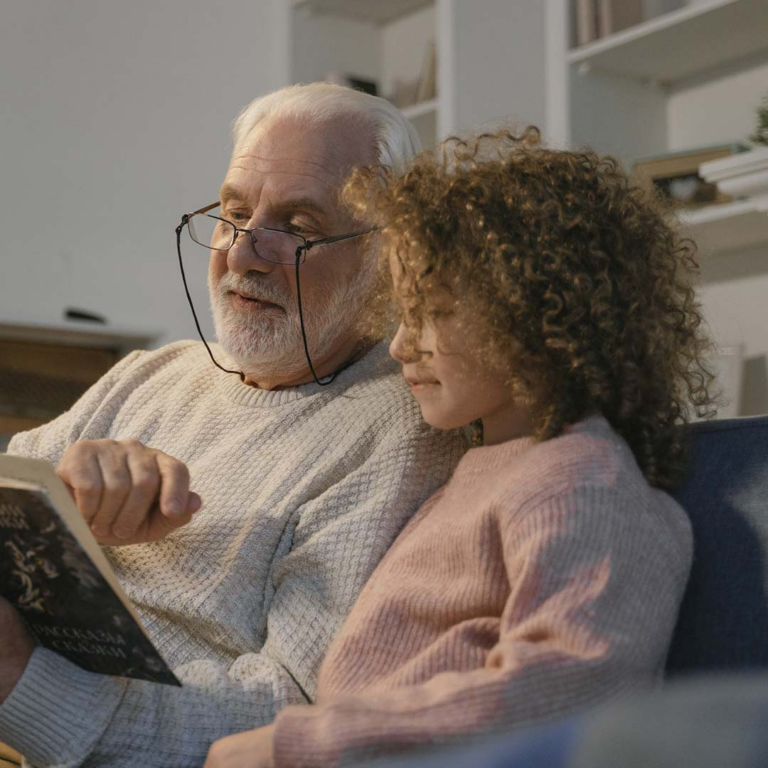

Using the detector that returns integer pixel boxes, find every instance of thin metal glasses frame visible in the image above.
[187,201,376,263]
[175,202,378,387]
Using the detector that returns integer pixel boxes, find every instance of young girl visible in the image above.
[205,128,715,768]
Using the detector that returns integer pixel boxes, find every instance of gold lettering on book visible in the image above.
[4,539,57,612]
[50,639,128,658]
[31,624,127,646]
[0,503,30,531]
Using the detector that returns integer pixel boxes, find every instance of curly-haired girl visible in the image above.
[205,128,716,768]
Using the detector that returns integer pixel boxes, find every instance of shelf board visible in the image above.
[678,198,768,254]
[293,0,432,25]
[401,98,438,121]
[568,0,768,84]
[0,322,159,351]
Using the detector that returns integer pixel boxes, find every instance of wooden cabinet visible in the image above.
[0,325,155,445]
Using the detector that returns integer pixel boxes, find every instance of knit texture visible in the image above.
[0,340,467,767]
[272,415,694,767]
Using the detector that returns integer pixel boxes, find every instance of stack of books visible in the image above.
[699,147,768,201]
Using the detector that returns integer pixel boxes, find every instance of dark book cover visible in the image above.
[0,484,180,686]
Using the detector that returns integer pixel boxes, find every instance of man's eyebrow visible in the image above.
[219,184,243,203]
[279,196,330,218]
[219,186,328,217]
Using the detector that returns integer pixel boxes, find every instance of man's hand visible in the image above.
[56,439,202,546]
[0,598,35,706]
[204,724,276,768]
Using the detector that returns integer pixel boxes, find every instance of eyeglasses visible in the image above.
[184,201,376,265]
[175,200,378,388]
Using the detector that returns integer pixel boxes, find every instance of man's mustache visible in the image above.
[216,275,291,309]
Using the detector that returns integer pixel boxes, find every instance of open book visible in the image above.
[0,454,180,686]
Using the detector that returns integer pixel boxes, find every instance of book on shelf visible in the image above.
[416,41,437,104]
[574,0,645,46]
[633,143,750,209]
[597,0,642,37]
[0,454,180,686]
[575,0,599,46]
[386,40,437,110]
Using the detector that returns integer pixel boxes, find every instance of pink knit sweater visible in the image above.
[272,415,693,767]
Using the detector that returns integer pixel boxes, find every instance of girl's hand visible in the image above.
[205,723,276,768]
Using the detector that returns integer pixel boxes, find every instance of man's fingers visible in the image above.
[89,450,131,537]
[153,504,194,534]
[187,492,202,515]
[155,453,191,518]
[111,453,162,539]
[56,439,196,544]
[56,447,103,524]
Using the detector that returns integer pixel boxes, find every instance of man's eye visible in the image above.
[284,221,312,235]
[225,211,249,222]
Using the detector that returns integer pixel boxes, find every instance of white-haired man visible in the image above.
[0,83,466,767]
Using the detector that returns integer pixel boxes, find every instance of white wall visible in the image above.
[0,0,285,347]
[447,0,548,136]
[668,54,768,415]
[699,247,768,417]
[292,7,379,85]
[667,55,768,150]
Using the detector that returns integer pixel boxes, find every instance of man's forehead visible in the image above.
[227,115,375,190]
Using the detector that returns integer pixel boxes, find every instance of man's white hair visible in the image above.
[231,82,421,175]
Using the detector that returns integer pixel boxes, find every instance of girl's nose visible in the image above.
[389,323,416,363]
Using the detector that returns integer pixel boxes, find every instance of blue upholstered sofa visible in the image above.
[369,415,768,768]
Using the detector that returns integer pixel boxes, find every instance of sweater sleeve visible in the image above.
[0,422,464,768]
[271,483,693,768]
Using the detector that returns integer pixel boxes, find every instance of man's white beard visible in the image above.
[209,261,376,382]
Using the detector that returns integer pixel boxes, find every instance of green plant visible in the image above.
[750,94,768,146]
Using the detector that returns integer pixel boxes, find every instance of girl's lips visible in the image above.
[404,376,440,390]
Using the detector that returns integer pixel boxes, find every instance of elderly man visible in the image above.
[0,83,466,767]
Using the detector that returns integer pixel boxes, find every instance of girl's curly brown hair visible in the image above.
[345,126,718,489]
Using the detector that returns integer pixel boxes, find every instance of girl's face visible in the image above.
[388,306,534,445]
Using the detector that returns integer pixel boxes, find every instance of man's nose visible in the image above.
[225,230,275,276]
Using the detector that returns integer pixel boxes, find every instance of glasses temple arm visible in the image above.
[189,201,221,216]
[307,228,379,250]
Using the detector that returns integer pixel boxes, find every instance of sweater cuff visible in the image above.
[0,647,126,766]
[273,705,330,768]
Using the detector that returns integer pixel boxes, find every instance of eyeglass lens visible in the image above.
[187,214,305,264]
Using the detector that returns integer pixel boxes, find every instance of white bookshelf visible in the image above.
[550,0,768,252]
[678,198,768,254]
[552,0,768,166]
[286,0,442,148]
[567,0,768,83]
[557,0,768,257]
[402,97,439,121]
[283,0,551,152]
[547,0,768,416]
[292,0,432,25]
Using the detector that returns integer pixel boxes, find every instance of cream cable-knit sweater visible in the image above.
[272,415,694,767]
[0,340,467,768]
